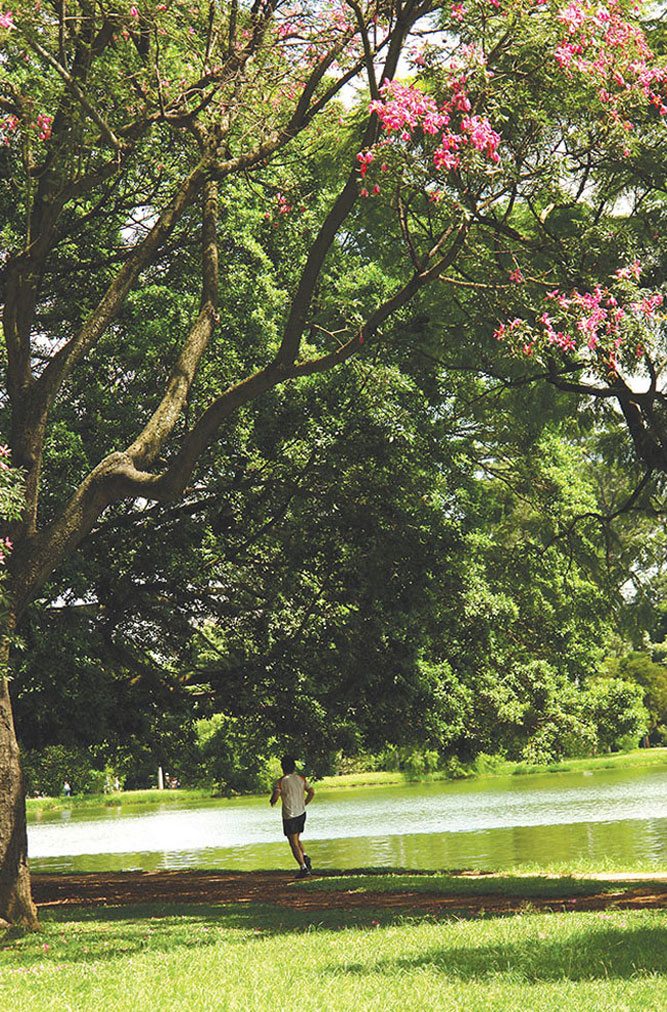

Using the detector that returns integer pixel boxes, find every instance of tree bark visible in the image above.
[0,657,39,929]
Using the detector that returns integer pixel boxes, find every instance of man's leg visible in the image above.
[287,833,305,867]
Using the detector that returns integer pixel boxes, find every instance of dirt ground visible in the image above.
[30,870,667,918]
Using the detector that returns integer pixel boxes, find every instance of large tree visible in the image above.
[1,0,666,926]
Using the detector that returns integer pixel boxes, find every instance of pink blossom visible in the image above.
[615,260,641,280]
[370,81,442,136]
[356,150,374,177]
[461,115,501,160]
[369,73,501,176]
[631,293,663,317]
[558,2,587,33]
[509,268,524,283]
[1,114,18,146]
[36,113,53,141]
[0,10,13,28]
[433,146,460,170]
[554,0,667,125]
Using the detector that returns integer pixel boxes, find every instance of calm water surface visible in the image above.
[27,765,667,873]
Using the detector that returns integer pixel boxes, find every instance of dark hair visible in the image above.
[280,754,296,774]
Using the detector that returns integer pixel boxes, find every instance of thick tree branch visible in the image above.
[34,160,211,414]
[126,178,220,469]
[274,5,420,368]
[289,220,470,377]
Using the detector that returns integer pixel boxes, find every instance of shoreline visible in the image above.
[25,745,667,817]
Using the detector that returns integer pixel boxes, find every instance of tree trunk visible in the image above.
[0,672,39,930]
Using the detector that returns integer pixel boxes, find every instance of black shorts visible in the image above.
[283,813,306,837]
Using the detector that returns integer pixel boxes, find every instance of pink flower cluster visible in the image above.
[543,285,627,352]
[357,150,374,177]
[554,1,667,122]
[495,264,664,372]
[0,536,12,566]
[0,10,13,28]
[1,114,18,146]
[367,79,501,176]
[615,259,641,280]
[461,115,501,162]
[37,112,53,140]
[1,111,53,144]
[369,81,449,141]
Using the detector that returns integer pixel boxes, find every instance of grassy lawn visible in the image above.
[26,787,217,817]
[2,898,666,1011]
[301,869,667,899]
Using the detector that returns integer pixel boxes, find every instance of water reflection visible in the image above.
[27,765,667,874]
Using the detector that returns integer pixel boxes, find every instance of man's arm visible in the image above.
[305,785,314,806]
[270,781,281,806]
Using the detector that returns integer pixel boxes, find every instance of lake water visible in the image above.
[27,765,667,874]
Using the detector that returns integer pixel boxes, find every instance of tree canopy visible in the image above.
[2,0,667,927]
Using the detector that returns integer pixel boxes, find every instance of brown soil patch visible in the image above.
[31,870,667,918]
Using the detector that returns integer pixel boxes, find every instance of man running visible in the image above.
[270,754,315,878]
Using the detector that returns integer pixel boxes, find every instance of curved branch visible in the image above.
[539,469,656,556]
[126,178,220,469]
[34,159,210,412]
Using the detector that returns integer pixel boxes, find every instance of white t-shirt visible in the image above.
[276,772,311,819]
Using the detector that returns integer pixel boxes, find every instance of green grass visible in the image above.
[26,787,216,817]
[301,869,666,900]
[2,900,666,1011]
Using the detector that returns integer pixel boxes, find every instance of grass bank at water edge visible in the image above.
[25,746,667,817]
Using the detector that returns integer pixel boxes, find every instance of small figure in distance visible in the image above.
[63,781,71,797]
[270,754,314,878]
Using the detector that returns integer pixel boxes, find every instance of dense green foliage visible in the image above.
[5,0,667,798]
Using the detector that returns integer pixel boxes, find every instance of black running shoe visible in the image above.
[295,867,310,879]
[304,854,312,873]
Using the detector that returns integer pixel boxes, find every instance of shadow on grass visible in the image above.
[322,923,667,982]
[1,903,421,969]
[0,899,664,985]
[302,870,655,899]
